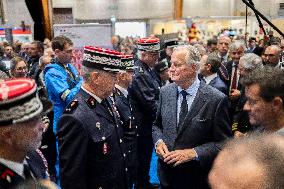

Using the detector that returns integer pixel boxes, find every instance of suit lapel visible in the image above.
[167,84,178,133]
[209,77,217,86]
[95,101,115,124]
[177,83,208,137]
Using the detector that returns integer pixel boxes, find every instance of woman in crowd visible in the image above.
[10,56,29,78]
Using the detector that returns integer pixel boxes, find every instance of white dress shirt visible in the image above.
[81,86,102,103]
[115,84,128,98]
[203,73,218,85]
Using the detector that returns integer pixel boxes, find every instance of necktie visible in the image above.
[178,90,188,128]
[23,164,33,180]
[231,65,238,90]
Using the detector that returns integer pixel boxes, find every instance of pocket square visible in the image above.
[196,118,208,122]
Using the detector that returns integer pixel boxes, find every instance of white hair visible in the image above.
[229,40,247,52]
[239,53,263,70]
[173,45,201,66]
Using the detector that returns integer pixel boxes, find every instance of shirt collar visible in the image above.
[0,158,24,178]
[218,53,228,60]
[115,84,128,98]
[204,73,218,84]
[81,86,102,103]
[177,77,200,96]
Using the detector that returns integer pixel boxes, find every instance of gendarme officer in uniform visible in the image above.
[0,78,52,189]
[57,46,128,189]
[113,55,138,188]
[128,37,161,189]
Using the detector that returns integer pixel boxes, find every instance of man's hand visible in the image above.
[164,149,197,167]
[234,131,246,138]
[229,89,241,101]
[156,141,169,160]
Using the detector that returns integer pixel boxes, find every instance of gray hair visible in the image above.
[266,45,282,55]
[239,53,263,70]
[173,45,201,65]
[229,40,247,52]
[81,66,98,82]
[193,44,207,56]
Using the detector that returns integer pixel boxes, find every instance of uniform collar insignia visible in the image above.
[64,99,79,113]
[87,96,96,109]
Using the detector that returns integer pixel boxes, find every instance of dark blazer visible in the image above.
[152,82,232,189]
[0,150,48,189]
[128,60,161,136]
[208,75,229,95]
[57,89,127,189]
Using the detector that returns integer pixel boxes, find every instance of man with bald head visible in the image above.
[209,134,284,189]
[263,45,284,69]
[153,45,232,189]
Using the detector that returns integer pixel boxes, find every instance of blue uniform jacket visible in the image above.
[44,61,83,133]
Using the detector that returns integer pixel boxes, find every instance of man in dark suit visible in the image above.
[128,37,161,189]
[153,45,232,189]
[0,78,51,189]
[220,40,246,97]
[57,46,128,189]
[199,52,228,95]
[113,55,138,189]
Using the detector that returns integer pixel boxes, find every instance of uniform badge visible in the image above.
[87,97,96,109]
[139,67,144,73]
[1,169,14,183]
[103,142,108,154]
[96,122,101,130]
[64,99,78,113]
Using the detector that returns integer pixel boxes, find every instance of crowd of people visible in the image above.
[0,31,283,189]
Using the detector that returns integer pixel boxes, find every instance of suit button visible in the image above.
[123,153,126,157]
[125,168,128,172]
[116,125,119,128]
[102,137,106,141]
[120,139,123,143]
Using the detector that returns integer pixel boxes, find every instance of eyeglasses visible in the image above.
[15,66,28,71]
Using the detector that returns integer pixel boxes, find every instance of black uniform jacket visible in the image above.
[0,150,48,189]
[57,89,127,189]
[128,60,161,136]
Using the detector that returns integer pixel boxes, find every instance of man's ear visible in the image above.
[54,49,61,55]
[206,64,212,72]
[272,97,283,111]
[90,71,99,81]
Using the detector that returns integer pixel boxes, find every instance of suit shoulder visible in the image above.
[160,83,176,92]
[202,83,226,99]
